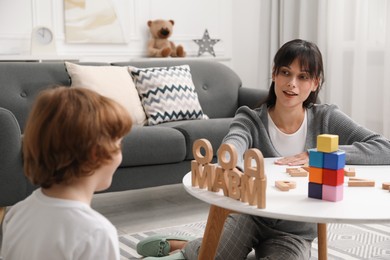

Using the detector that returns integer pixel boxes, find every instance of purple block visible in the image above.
[323,150,346,170]
[322,184,344,202]
[309,149,324,168]
[308,182,322,199]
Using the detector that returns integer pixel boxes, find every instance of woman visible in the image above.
[137,39,390,260]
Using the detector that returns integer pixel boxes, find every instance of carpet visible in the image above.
[119,222,390,260]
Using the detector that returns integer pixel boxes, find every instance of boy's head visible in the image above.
[23,86,133,188]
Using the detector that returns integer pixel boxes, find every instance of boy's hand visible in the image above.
[274,152,309,166]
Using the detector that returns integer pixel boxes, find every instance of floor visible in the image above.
[92,184,210,236]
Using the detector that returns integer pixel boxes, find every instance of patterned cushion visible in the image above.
[129,65,205,125]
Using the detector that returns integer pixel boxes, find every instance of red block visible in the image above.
[323,168,344,186]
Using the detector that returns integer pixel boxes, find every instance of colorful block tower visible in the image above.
[308,134,345,202]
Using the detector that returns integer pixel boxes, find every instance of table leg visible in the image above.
[0,207,5,224]
[198,205,234,260]
[317,223,328,260]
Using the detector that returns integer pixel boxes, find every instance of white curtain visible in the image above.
[258,0,390,138]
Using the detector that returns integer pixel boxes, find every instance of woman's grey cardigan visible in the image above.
[222,103,390,240]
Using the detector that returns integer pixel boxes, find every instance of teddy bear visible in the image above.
[147,19,186,58]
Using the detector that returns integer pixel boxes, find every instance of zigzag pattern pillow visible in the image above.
[129,65,205,125]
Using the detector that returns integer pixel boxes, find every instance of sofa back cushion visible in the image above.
[0,62,71,132]
[113,60,242,118]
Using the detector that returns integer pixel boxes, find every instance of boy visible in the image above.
[1,86,132,259]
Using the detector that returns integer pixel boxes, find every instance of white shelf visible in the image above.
[0,55,79,62]
[0,55,230,63]
[128,56,231,62]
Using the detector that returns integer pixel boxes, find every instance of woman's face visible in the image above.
[272,59,319,110]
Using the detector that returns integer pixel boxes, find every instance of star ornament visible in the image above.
[193,29,220,57]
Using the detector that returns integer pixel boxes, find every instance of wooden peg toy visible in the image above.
[344,167,356,177]
[286,167,308,177]
[275,180,296,191]
[301,164,310,172]
[382,182,390,190]
[191,139,216,190]
[348,177,375,187]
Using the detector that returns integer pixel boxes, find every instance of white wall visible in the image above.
[0,0,261,90]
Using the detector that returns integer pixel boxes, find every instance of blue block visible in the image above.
[308,149,324,168]
[308,182,322,199]
[323,150,346,170]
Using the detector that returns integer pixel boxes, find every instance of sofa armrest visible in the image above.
[0,108,28,207]
[238,87,269,109]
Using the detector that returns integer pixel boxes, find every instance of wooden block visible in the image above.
[382,182,390,190]
[275,180,296,191]
[348,178,375,187]
[218,143,237,170]
[323,168,344,186]
[244,148,265,179]
[290,170,308,177]
[240,175,267,209]
[317,134,339,153]
[227,168,243,200]
[322,184,344,202]
[308,182,322,199]
[301,165,310,172]
[323,151,346,170]
[308,149,324,168]
[309,167,323,184]
[192,138,213,164]
[286,167,308,177]
[344,167,356,177]
[286,167,297,174]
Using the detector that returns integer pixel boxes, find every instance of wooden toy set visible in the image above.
[191,139,267,209]
[308,134,346,202]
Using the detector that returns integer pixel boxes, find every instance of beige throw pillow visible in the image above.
[65,62,146,125]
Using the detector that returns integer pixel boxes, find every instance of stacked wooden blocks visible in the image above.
[308,134,346,202]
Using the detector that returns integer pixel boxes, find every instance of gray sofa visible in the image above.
[0,59,268,207]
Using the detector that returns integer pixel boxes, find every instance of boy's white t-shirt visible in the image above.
[1,188,120,260]
[267,110,307,157]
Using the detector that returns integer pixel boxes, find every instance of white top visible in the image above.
[1,189,119,260]
[183,158,390,224]
[267,110,307,157]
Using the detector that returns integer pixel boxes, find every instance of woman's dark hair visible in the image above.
[261,39,325,108]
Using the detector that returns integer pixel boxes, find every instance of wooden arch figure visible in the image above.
[191,138,216,190]
[241,148,267,209]
[215,143,241,198]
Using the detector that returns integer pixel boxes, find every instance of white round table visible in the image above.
[183,158,390,260]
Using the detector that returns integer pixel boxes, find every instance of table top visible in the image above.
[183,158,390,224]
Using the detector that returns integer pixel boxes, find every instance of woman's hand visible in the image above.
[274,152,309,166]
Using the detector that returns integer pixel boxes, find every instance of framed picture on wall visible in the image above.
[64,0,126,43]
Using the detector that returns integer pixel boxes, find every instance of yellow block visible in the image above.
[317,134,339,153]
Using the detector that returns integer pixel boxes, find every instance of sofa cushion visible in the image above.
[128,65,205,125]
[120,125,186,167]
[65,62,147,126]
[161,118,233,160]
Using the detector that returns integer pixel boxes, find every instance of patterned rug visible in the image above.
[119,222,390,260]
